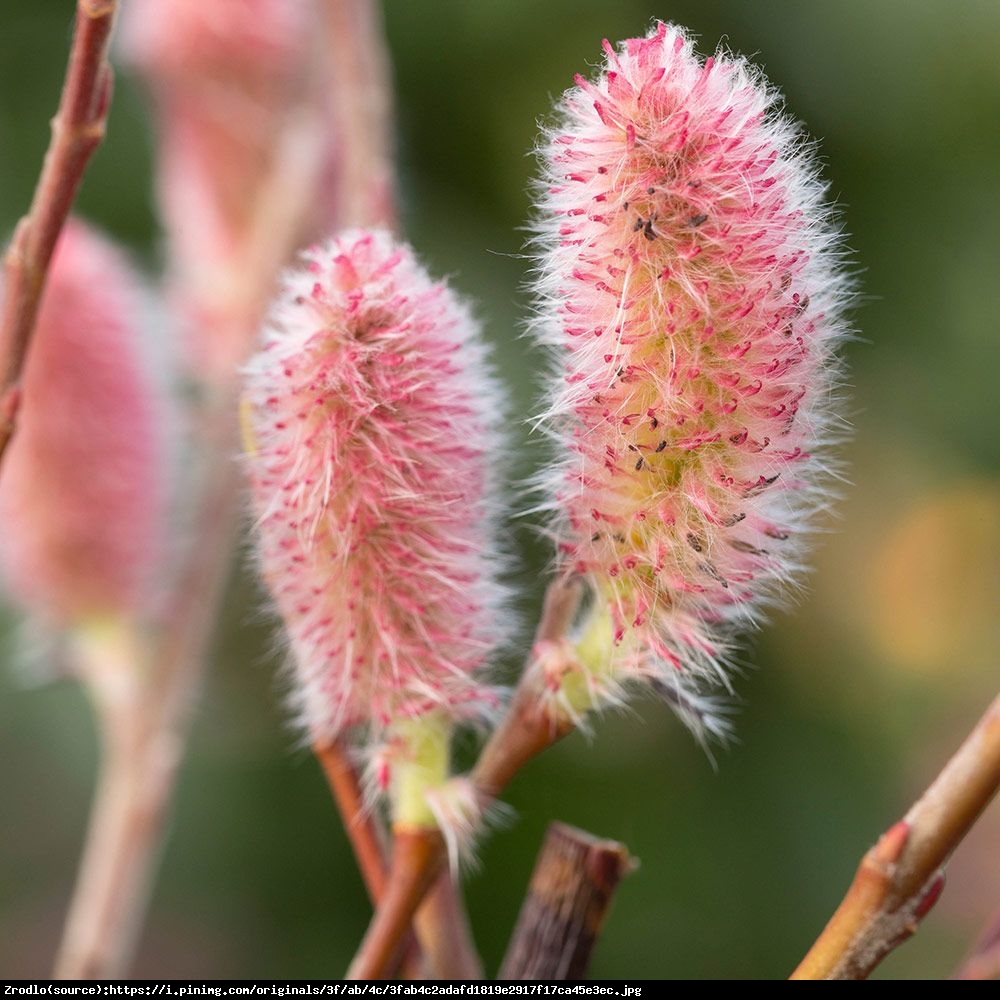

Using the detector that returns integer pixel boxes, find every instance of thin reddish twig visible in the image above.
[0,1,118,469]
[346,829,447,981]
[315,739,391,902]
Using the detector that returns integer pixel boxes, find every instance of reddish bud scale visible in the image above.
[244,231,507,742]
[0,221,169,624]
[533,24,850,714]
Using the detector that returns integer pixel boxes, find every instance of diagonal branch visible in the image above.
[315,739,391,901]
[346,828,447,980]
[0,1,118,469]
[791,691,1000,980]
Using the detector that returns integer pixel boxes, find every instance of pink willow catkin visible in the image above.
[534,23,851,730]
[244,230,507,750]
[0,220,168,625]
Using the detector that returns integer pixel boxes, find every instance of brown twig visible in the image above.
[471,576,583,798]
[791,691,1000,980]
[315,739,391,901]
[0,1,118,469]
[952,908,1000,980]
[52,625,167,980]
[52,708,182,979]
[499,823,632,980]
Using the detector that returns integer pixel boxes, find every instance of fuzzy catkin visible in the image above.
[243,230,507,745]
[0,220,169,626]
[533,23,851,725]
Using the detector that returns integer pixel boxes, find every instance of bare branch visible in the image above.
[0,1,118,469]
[315,739,392,901]
[416,877,484,980]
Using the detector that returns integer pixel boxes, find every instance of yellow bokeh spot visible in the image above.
[869,481,1000,675]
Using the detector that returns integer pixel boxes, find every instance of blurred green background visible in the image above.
[2,0,999,981]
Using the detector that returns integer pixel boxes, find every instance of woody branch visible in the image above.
[0,1,118,469]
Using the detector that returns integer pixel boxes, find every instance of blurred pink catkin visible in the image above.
[533,23,851,731]
[120,0,337,373]
[0,220,170,626]
[243,230,508,746]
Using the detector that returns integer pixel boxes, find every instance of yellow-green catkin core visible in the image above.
[389,711,452,830]
[70,615,143,715]
[559,594,621,715]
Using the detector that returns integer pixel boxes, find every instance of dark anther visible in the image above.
[744,473,780,498]
[643,218,657,241]
[720,512,746,527]
[655,440,667,452]
[647,186,656,195]
[701,561,729,588]
[635,457,644,471]
[689,213,709,227]
[730,539,766,555]
[650,416,659,429]
[686,532,703,552]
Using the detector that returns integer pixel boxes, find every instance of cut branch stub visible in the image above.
[499,822,633,981]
